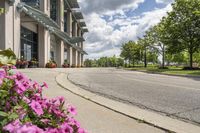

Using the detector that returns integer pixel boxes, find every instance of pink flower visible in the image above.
[59,123,73,133]
[30,100,44,116]
[5,101,11,110]
[15,80,26,95]
[15,72,27,81]
[42,82,48,88]
[78,128,87,133]
[11,65,17,69]
[58,96,65,103]
[23,96,31,104]
[67,118,80,128]
[14,123,44,133]
[67,105,77,116]
[45,128,60,133]
[3,119,21,132]
[0,70,6,78]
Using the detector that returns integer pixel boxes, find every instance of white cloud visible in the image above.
[79,0,145,15]
[78,1,173,59]
[155,0,173,4]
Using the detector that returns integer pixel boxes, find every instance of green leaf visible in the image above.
[8,113,18,120]
[0,111,8,117]
[0,49,16,66]
[0,118,9,126]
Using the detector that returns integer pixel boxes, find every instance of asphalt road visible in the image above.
[68,68,200,124]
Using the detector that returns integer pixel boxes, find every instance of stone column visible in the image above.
[0,0,20,57]
[72,48,77,67]
[81,32,84,49]
[72,21,77,37]
[38,0,51,67]
[77,27,82,67]
[72,21,78,67]
[66,10,73,67]
[67,46,72,66]
[81,54,84,67]
[67,11,72,36]
[56,0,64,67]
[77,28,81,47]
[77,52,81,67]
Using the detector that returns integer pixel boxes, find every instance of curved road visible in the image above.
[68,68,200,124]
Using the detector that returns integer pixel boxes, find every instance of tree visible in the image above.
[147,51,159,64]
[137,30,155,67]
[150,19,169,68]
[164,0,200,68]
[120,41,142,67]
[84,59,93,67]
[120,41,133,67]
[116,58,124,67]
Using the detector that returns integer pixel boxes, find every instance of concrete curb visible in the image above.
[56,72,200,133]
[123,68,200,79]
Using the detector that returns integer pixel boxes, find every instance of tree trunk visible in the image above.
[189,51,193,69]
[132,59,135,67]
[162,46,165,69]
[144,48,147,68]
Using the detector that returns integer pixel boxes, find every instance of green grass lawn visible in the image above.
[125,66,200,76]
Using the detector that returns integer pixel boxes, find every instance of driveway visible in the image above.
[68,68,200,124]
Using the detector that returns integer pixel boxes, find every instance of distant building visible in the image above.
[0,0,88,67]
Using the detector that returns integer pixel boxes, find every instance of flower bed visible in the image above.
[46,60,57,68]
[16,59,28,69]
[0,66,86,133]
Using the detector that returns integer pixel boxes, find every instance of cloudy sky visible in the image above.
[78,0,174,59]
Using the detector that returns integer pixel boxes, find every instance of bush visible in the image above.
[158,66,168,69]
[182,67,200,70]
[0,66,86,133]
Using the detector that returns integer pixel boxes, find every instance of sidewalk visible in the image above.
[19,68,164,133]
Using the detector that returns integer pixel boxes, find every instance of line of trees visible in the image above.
[121,0,200,69]
[84,56,124,67]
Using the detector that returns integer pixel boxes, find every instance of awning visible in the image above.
[17,3,87,55]
[17,3,59,29]
[70,37,85,44]
[64,0,79,9]
[68,0,80,8]
[79,21,86,27]
[51,28,85,51]
[72,11,84,20]
[82,28,89,33]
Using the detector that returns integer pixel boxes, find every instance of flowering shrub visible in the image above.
[46,60,57,68]
[62,59,70,68]
[0,49,87,133]
[0,66,86,133]
[16,59,29,69]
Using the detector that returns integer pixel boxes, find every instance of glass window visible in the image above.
[21,26,38,61]
[21,0,40,8]
[50,0,57,22]
[64,13,67,32]
[50,51,55,60]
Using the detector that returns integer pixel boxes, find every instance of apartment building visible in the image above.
[0,0,88,67]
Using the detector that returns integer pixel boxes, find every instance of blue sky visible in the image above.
[78,0,173,59]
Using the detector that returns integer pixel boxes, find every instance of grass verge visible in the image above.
[125,66,200,76]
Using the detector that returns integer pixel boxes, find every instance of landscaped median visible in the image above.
[124,66,200,77]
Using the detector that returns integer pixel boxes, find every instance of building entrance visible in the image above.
[20,26,38,61]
